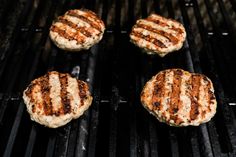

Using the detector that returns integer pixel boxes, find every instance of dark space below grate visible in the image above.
[0,0,236,157]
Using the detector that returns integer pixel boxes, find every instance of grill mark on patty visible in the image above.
[67,10,102,32]
[59,74,71,115]
[57,17,92,37]
[25,83,35,103]
[85,10,103,24]
[39,75,52,115]
[146,17,184,34]
[25,83,36,113]
[131,31,167,49]
[168,69,183,125]
[50,25,85,43]
[203,76,215,112]
[152,72,166,111]
[135,23,179,45]
[189,75,201,120]
[78,80,87,106]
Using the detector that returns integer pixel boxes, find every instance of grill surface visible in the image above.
[1,0,236,157]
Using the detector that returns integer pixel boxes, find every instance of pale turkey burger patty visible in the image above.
[140,69,217,126]
[23,71,93,128]
[130,14,186,57]
[49,9,105,51]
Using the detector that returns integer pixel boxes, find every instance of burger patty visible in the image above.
[130,14,186,57]
[140,69,217,126]
[23,71,93,128]
[49,9,105,51]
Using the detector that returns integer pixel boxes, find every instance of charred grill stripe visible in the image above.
[25,83,36,113]
[203,76,215,112]
[85,11,103,24]
[25,83,35,103]
[131,31,167,48]
[78,81,87,106]
[146,17,184,34]
[59,74,71,115]
[168,69,183,124]
[39,75,52,115]
[135,23,179,45]
[189,75,201,120]
[152,72,166,111]
[67,10,102,32]
[57,17,92,37]
[50,25,85,43]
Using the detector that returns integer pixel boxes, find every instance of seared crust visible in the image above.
[140,69,217,126]
[49,9,105,51]
[130,14,186,57]
[23,71,93,128]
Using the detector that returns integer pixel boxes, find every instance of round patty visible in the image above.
[49,9,105,51]
[130,14,186,57]
[23,71,93,128]
[140,69,217,126]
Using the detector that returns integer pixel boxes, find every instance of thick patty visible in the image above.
[130,14,186,57]
[140,69,217,126]
[49,9,105,51]
[23,71,93,128]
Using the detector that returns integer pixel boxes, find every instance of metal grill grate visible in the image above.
[0,0,236,156]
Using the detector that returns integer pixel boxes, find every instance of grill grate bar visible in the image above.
[3,102,24,157]
[75,112,90,157]
[141,0,148,17]
[179,0,202,73]
[45,135,56,157]
[207,121,228,157]
[190,130,201,157]
[148,120,159,157]
[166,0,175,18]
[108,109,118,157]
[108,86,120,157]
[87,45,102,157]
[24,125,37,157]
[54,126,71,157]
[129,105,138,157]
[183,36,194,73]
[87,100,99,157]
[229,0,236,12]
[217,0,236,44]
[198,125,214,157]
[153,0,161,14]
[169,130,179,157]
[0,95,10,123]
